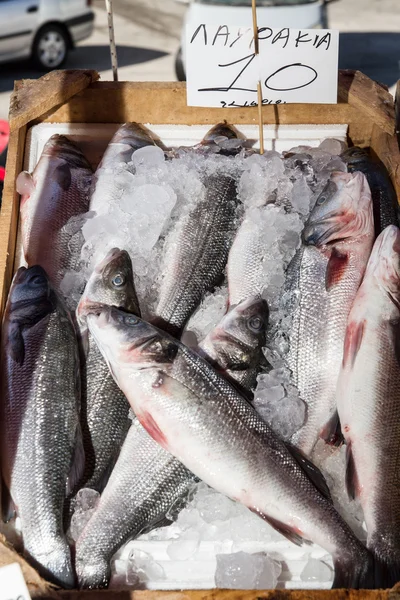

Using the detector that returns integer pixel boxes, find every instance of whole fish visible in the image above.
[89,122,161,214]
[154,154,240,337]
[198,296,268,392]
[0,266,82,588]
[75,418,197,589]
[77,248,140,491]
[336,225,400,584]
[285,171,374,457]
[341,146,399,235]
[87,306,377,589]
[17,135,92,293]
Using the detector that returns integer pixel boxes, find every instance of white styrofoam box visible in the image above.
[23,122,348,173]
[16,121,345,591]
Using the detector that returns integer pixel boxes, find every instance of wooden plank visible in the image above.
[338,70,395,136]
[9,69,99,132]
[0,126,26,315]
[370,124,400,201]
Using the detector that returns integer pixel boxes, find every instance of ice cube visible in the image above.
[215,552,280,589]
[319,138,347,156]
[127,549,165,585]
[166,530,200,560]
[132,145,165,168]
[300,557,333,583]
[75,488,100,512]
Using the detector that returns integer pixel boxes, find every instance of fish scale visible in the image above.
[154,173,239,336]
[75,418,197,589]
[0,267,81,588]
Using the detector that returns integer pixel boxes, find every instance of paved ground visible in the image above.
[0,0,399,120]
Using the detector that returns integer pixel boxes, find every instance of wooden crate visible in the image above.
[1,69,400,599]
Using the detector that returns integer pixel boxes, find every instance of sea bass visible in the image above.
[17,135,92,293]
[75,418,197,589]
[89,122,162,214]
[154,137,240,336]
[286,171,374,457]
[341,146,399,235]
[0,266,82,588]
[77,248,140,491]
[198,296,268,392]
[336,225,400,584]
[87,306,376,589]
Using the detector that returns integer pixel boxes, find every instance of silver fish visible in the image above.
[17,135,92,294]
[89,122,162,214]
[87,306,376,589]
[76,248,140,491]
[285,171,374,457]
[0,266,82,588]
[154,170,240,337]
[336,225,400,585]
[75,418,196,589]
[198,296,268,392]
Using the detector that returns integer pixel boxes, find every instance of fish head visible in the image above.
[365,225,400,301]
[5,266,55,363]
[87,306,177,373]
[303,171,372,247]
[341,146,369,168]
[205,296,269,370]
[201,122,238,145]
[77,248,140,325]
[41,134,92,170]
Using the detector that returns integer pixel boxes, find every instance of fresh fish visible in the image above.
[198,296,268,392]
[154,166,240,337]
[285,171,374,457]
[89,122,161,213]
[86,306,377,589]
[17,135,92,293]
[341,146,399,235]
[0,266,82,588]
[75,417,197,589]
[77,248,140,491]
[336,225,400,585]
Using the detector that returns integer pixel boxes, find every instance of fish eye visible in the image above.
[31,275,46,286]
[248,316,263,332]
[112,273,125,288]
[124,315,139,326]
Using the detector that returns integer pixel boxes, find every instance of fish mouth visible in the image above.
[303,218,343,246]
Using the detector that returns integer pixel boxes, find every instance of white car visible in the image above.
[175,0,336,80]
[0,0,94,70]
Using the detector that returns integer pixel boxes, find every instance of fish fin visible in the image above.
[8,322,25,364]
[332,551,375,589]
[54,162,72,191]
[342,319,365,369]
[253,511,311,546]
[285,442,332,502]
[1,480,16,522]
[320,411,344,447]
[66,426,85,497]
[371,551,400,588]
[16,171,35,195]
[345,441,359,500]
[325,247,349,291]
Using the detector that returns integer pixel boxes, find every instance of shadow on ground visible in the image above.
[339,32,400,88]
[0,44,168,93]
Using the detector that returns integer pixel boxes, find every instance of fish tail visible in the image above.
[372,553,400,588]
[332,551,375,589]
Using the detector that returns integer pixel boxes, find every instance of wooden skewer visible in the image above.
[251,0,264,154]
[105,0,119,82]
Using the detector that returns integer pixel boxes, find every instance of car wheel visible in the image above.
[32,24,69,71]
[175,47,186,82]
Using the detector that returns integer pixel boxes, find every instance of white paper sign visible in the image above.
[186,24,339,107]
[0,564,32,600]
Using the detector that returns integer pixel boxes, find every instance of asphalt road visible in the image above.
[0,0,399,119]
